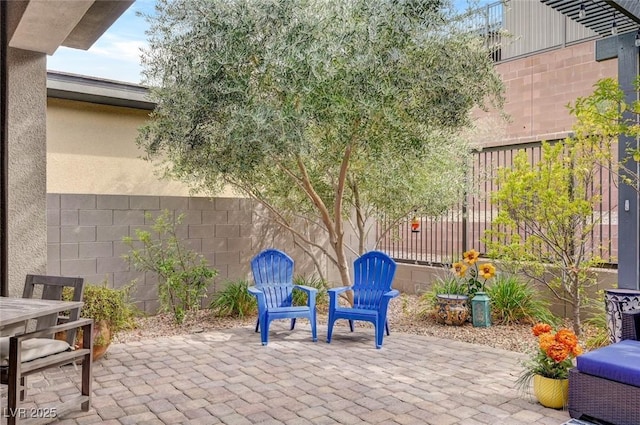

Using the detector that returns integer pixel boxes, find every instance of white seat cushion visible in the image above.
[0,337,71,366]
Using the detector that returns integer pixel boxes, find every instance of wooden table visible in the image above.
[0,297,84,330]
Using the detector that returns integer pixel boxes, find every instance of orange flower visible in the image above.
[479,263,496,280]
[532,323,552,336]
[571,344,583,357]
[525,324,582,381]
[452,261,467,277]
[555,329,579,349]
[546,343,570,363]
[463,249,480,265]
[539,333,556,351]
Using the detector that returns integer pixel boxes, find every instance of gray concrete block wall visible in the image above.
[46,194,257,313]
[48,194,452,314]
[50,193,532,315]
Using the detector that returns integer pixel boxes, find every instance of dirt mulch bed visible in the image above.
[114,294,604,354]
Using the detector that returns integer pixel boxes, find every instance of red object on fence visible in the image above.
[411,216,420,233]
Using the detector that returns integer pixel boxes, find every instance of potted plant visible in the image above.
[451,249,496,326]
[427,274,470,326]
[426,249,496,326]
[61,281,136,360]
[517,323,583,409]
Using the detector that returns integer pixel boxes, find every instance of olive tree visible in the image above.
[138,0,503,288]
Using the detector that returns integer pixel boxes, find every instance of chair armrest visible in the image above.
[12,318,93,342]
[4,319,93,374]
[621,310,640,341]
[247,286,266,313]
[383,289,400,299]
[328,286,350,310]
[293,285,318,295]
[294,285,317,307]
[247,286,262,296]
[328,286,350,296]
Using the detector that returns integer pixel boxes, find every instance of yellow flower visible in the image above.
[463,249,480,265]
[452,261,467,277]
[479,263,496,280]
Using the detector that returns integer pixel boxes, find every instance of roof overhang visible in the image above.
[9,0,134,55]
[47,71,154,110]
[540,0,640,36]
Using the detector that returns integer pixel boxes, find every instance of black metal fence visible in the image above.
[377,141,618,267]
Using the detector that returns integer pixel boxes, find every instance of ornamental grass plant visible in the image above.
[487,275,559,326]
[209,279,257,318]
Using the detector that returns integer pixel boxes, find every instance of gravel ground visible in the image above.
[114,294,541,353]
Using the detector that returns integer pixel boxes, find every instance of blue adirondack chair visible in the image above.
[326,251,399,349]
[248,249,318,345]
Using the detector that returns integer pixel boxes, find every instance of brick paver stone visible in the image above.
[0,325,573,425]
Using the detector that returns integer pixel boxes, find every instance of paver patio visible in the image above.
[2,323,571,425]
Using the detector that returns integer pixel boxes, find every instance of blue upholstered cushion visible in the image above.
[576,340,640,387]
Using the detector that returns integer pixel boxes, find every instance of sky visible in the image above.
[47,0,155,84]
[46,0,497,85]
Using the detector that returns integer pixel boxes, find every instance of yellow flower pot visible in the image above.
[533,375,569,409]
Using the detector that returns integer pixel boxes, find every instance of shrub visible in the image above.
[487,274,559,326]
[209,280,257,318]
[419,273,468,317]
[123,210,217,324]
[80,283,137,334]
[584,310,610,349]
[292,275,328,308]
[62,281,137,348]
[584,292,610,349]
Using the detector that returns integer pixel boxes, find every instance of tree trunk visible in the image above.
[294,153,353,295]
[571,274,581,336]
[333,226,353,304]
[351,180,366,255]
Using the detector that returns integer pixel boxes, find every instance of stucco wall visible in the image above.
[7,46,47,297]
[46,98,196,196]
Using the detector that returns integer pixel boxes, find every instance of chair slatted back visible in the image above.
[258,284,294,308]
[352,251,396,310]
[23,275,85,345]
[251,249,294,309]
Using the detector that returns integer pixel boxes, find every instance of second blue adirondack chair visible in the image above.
[248,249,318,345]
[326,251,399,349]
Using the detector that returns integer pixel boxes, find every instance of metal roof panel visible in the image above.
[540,0,640,36]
